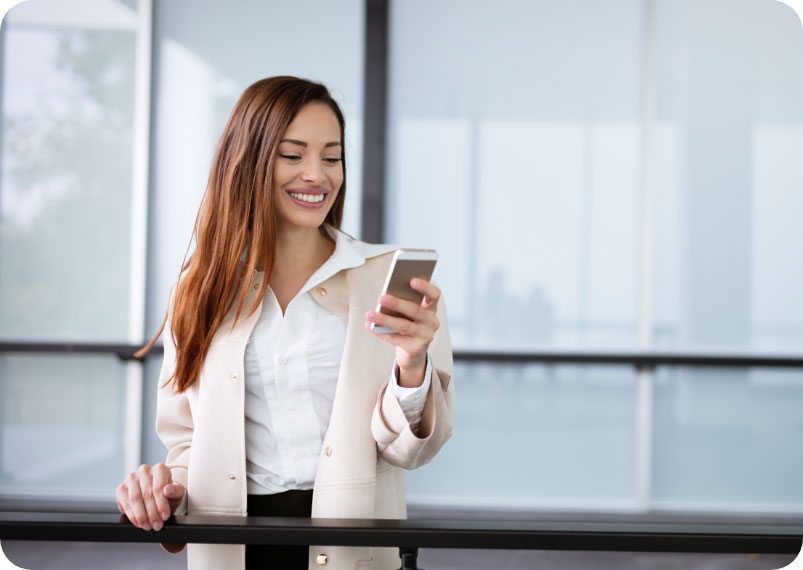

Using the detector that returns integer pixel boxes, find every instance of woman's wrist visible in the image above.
[397,357,427,388]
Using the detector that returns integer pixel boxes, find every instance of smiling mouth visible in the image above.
[288,191,325,203]
[286,189,329,209]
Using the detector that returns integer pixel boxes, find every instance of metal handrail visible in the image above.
[1,341,802,369]
[1,511,802,555]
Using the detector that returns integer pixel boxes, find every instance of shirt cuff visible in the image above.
[391,355,432,434]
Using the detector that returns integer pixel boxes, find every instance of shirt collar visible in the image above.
[299,230,396,293]
[249,229,397,291]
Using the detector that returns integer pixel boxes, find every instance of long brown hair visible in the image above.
[138,76,347,392]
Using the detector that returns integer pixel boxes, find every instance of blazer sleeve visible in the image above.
[370,295,454,469]
[153,309,194,555]
[154,311,193,512]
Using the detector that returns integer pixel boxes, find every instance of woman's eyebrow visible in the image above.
[279,139,341,148]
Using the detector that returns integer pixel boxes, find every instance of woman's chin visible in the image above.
[277,212,331,232]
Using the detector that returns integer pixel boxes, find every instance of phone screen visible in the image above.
[372,249,438,334]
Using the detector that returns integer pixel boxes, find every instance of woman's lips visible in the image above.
[286,189,328,209]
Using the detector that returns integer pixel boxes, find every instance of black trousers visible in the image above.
[246,490,313,570]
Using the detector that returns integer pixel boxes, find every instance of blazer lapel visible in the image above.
[310,270,349,323]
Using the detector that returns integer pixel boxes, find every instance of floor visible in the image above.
[1,541,797,570]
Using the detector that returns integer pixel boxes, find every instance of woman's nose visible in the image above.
[300,160,324,183]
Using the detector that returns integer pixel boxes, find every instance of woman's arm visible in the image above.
[116,311,193,534]
[153,317,193,510]
[366,283,454,469]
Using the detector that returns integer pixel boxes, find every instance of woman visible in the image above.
[115,76,454,570]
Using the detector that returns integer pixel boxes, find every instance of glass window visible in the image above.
[0,0,138,342]
[0,0,139,498]
[651,0,803,353]
[0,354,127,496]
[647,0,803,510]
[652,366,803,510]
[390,0,803,514]
[406,363,638,508]
[389,0,645,509]
[387,0,645,350]
[141,356,165,466]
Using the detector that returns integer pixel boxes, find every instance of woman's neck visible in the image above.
[273,225,334,276]
[268,225,335,313]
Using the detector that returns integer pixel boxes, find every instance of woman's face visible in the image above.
[272,102,344,231]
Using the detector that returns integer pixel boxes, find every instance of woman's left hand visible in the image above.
[365,279,441,388]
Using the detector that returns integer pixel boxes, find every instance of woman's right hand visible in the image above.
[115,463,185,531]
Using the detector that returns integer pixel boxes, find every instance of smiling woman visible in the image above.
[114,76,455,570]
[273,103,345,268]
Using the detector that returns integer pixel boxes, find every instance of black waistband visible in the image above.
[247,490,313,518]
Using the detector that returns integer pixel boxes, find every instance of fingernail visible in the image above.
[153,521,162,531]
[164,486,174,498]
[366,311,376,320]
[143,523,151,531]
[161,511,170,521]
[380,295,391,304]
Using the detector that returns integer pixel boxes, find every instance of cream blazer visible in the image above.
[155,246,454,570]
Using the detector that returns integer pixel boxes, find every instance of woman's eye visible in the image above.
[324,157,342,164]
[279,154,301,161]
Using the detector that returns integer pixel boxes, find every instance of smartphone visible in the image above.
[371,248,438,334]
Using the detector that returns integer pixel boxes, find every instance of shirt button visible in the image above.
[325,446,333,457]
[316,287,326,297]
[287,402,296,411]
[316,554,328,565]
[229,473,236,480]
[231,372,238,381]
[280,357,289,366]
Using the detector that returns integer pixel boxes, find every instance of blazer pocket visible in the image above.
[356,560,372,569]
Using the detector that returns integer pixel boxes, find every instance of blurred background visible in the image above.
[0,0,802,567]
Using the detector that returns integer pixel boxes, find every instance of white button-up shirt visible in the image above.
[243,232,431,494]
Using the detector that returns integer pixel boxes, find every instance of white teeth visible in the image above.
[289,192,324,203]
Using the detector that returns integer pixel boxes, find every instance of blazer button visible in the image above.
[231,372,238,381]
[316,286,326,296]
[324,446,333,457]
[229,473,236,480]
[316,554,328,565]
[253,283,260,290]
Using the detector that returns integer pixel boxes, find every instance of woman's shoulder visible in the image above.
[334,229,398,262]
